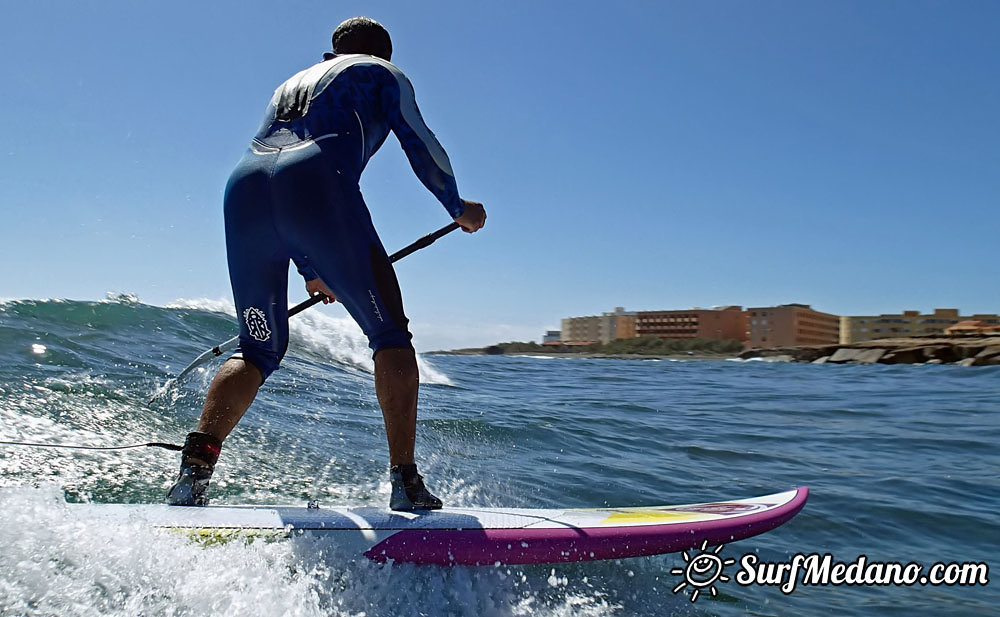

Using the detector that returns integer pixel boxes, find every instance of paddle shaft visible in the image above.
[290,221,460,317]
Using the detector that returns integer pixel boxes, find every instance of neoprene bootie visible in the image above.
[389,464,443,511]
[166,432,222,506]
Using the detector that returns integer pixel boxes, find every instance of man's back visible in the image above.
[252,54,462,217]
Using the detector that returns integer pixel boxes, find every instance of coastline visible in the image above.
[738,335,1000,366]
[426,349,739,361]
[430,335,1000,366]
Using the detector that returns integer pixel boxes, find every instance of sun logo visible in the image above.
[670,540,736,603]
[243,307,271,342]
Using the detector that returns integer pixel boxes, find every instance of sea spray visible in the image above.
[0,486,627,617]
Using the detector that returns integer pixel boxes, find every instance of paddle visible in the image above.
[153,222,460,399]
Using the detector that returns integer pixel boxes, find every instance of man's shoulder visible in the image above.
[341,55,408,84]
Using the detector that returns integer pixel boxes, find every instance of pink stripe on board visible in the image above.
[365,487,808,565]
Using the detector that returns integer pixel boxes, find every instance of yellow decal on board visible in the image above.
[167,527,288,546]
[600,510,718,525]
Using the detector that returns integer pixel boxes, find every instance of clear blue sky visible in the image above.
[2,1,998,349]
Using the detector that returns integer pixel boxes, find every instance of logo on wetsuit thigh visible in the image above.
[368,290,384,322]
[243,307,271,342]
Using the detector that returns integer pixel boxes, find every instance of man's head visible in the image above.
[331,17,392,61]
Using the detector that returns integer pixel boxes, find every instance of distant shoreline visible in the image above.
[429,335,1000,366]
[426,349,736,361]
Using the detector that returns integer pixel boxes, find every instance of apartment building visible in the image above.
[560,316,601,344]
[635,306,747,341]
[542,330,561,344]
[600,307,637,344]
[746,304,839,348]
[615,313,637,339]
[840,309,1000,343]
[561,307,638,344]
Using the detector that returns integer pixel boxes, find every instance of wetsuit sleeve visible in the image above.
[292,257,318,281]
[381,70,464,218]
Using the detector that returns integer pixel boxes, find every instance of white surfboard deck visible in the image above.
[69,487,808,565]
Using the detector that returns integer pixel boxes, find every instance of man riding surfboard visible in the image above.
[166,16,486,510]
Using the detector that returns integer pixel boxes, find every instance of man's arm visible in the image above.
[291,257,318,282]
[380,68,465,219]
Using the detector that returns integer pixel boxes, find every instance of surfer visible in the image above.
[166,17,486,510]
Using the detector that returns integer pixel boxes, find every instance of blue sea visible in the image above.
[1,296,997,616]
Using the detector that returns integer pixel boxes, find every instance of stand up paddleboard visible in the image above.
[73,487,807,565]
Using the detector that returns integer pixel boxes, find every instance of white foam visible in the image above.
[0,486,325,616]
[165,297,237,316]
[288,308,453,386]
[0,487,622,617]
[0,296,71,308]
[0,384,171,493]
[102,291,142,304]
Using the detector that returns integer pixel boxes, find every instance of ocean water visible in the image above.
[0,296,997,617]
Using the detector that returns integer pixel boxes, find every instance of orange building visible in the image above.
[635,306,747,341]
[746,304,840,348]
[615,314,637,339]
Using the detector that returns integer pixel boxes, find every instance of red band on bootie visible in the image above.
[181,432,223,468]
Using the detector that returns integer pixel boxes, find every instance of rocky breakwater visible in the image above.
[738,336,1000,366]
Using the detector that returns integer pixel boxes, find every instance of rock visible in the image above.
[828,348,855,363]
[880,345,966,364]
[829,348,886,364]
[962,352,1000,367]
[974,345,1000,360]
[880,346,932,365]
[741,336,1000,366]
[955,345,986,359]
[856,349,887,364]
[795,346,840,362]
[926,345,961,363]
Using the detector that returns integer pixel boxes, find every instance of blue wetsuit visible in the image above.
[225,53,463,380]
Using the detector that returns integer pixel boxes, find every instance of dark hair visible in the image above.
[332,17,392,61]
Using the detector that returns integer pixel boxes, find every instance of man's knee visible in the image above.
[232,345,285,383]
[373,345,416,363]
[223,356,266,386]
[373,346,418,379]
